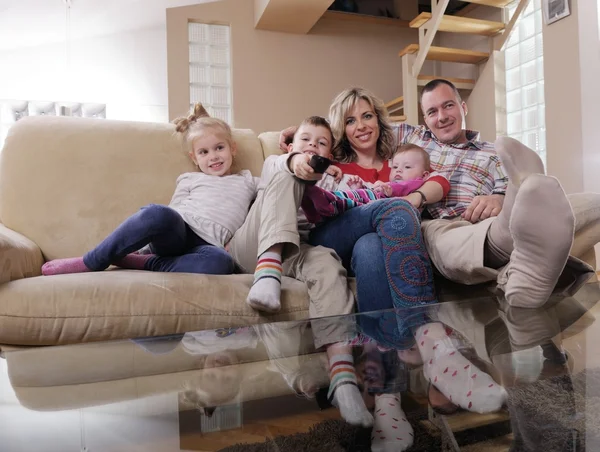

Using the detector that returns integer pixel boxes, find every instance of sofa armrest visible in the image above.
[0,223,44,284]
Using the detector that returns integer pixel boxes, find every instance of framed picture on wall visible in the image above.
[542,0,570,24]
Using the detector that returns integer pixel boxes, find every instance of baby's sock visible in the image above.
[415,322,507,413]
[246,251,282,313]
[42,257,91,276]
[301,185,382,223]
[113,253,154,270]
[328,354,373,427]
[371,393,414,452]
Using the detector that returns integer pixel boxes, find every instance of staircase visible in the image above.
[388,0,526,125]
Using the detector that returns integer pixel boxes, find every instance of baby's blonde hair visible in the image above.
[173,103,233,150]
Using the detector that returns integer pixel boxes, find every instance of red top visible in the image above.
[335,161,391,184]
[335,160,450,197]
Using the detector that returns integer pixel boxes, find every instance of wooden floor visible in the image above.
[179,395,341,451]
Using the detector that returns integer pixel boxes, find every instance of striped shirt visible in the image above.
[169,170,260,247]
[394,124,507,220]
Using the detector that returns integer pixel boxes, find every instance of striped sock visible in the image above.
[246,251,282,313]
[327,354,373,427]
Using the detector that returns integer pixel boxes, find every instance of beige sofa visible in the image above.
[1,116,599,348]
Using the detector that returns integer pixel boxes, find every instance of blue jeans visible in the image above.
[83,204,235,275]
[309,199,437,349]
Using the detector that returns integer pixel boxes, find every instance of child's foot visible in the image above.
[371,394,414,452]
[246,252,282,313]
[42,257,91,276]
[113,253,154,270]
[415,323,507,413]
[328,353,373,427]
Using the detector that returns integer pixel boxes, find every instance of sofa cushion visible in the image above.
[0,116,265,260]
[0,271,314,346]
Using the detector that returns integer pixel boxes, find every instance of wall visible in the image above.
[167,0,426,133]
[0,26,169,123]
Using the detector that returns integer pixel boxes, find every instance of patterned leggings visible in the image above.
[309,198,438,349]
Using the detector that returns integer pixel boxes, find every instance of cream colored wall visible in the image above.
[463,52,502,142]
[542,1,584,194]
[167,0,423,133]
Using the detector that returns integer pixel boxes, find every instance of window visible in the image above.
[504,0,546,165]
[188,23,232,123]
[0,101,106,150]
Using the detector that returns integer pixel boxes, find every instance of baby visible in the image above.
[302,144,435,224]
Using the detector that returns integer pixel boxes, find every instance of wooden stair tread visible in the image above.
[385,96,404,111]
[399,44,489,64]
[462,0,515,7]
[462,433,514,451]
[409,12,505,36]
[417,75,476,90]
[389,115,407,122]
[420,410,510,434]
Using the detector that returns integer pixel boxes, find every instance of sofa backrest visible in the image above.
[0,116,266,260]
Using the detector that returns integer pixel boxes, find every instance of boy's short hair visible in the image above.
[286,116,335,148]
[393,143,431,171]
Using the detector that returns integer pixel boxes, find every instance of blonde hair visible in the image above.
[173,103,233,150]
[329,87,395,163]
[393,143,431,171]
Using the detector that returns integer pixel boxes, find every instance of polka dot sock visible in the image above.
[415,322,507,413]
[371,393,414,452]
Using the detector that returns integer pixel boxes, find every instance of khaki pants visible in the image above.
[228,171,303,270]
[421,217,497,285]
[228,172,356,349]
[423,212,595,293]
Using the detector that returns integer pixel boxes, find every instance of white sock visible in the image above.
[371,393,414,452]
[415,323,507,413]
[328,354,373,427]
[246,251,282,313]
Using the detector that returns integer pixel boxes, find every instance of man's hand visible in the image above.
[325,165,343,182]
[279,126,298,152]
[462,194,504,223]
[290,153,322,181]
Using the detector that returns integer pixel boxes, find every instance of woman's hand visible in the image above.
[279,126,298,152]
[400,192,422,209]
[325,165,343,182]
[290,153,322,181]
[372,181,392,197]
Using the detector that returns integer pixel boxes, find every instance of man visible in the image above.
[397,79,593,308]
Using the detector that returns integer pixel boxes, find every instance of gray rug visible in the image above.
[220,369,600,452]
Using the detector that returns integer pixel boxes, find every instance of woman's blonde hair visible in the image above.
[173,103,233,150]
[329,87,395,163]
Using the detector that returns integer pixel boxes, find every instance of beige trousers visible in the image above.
[422,215,595,293]
[227,172,356,349]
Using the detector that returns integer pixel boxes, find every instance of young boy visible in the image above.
[301,144,444,224]
[258,115,374,428]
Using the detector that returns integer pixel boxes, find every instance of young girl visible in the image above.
[42,104,305,314]
[42,104,254,277]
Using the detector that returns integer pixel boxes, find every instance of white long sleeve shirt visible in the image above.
[169,170,260,247]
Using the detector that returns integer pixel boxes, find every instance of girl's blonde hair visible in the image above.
[173,103,233,150]
[329,87,395,163]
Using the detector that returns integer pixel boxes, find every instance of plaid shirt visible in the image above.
[394,124,507,220]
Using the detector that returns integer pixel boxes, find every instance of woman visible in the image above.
[280,88,506,418]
